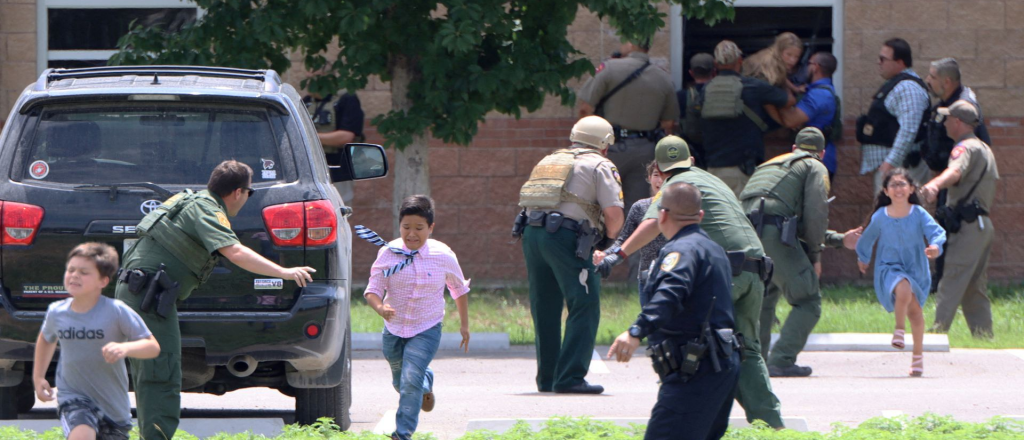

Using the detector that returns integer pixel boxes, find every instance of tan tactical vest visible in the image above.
[306,95,339,134]
[519,148,607,233]
[739,151,820,217]
[136,189,221,284]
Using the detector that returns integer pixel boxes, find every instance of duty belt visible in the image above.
[526,211,584,232]
[613,126,654,140]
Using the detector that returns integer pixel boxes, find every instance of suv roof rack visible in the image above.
[46,65,272,84]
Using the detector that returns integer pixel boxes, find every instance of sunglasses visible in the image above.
[244,187,255,197]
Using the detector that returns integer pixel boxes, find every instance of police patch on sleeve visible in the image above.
[950,145,966,160]
[611,166,622,184]
[660,252,680,272]
[215,211,231,228]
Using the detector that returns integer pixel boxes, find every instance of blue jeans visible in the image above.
[382,323,441,440]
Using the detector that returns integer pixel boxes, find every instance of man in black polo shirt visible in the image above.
[702,40,794,197]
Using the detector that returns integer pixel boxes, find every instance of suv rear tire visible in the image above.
[0,385,18,419]
[17,379,35,413]
[295,323,351,430]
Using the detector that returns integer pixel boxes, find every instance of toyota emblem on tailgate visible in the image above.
[140,200,162,215]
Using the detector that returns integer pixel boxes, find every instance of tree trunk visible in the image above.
[390,54,431,236]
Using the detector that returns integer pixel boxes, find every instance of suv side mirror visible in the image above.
[329,143,388,182]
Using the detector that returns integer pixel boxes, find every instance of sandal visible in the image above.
[909,354,923,377]
[891,329,906,350]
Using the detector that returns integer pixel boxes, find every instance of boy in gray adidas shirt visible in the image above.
[33,243,160,440]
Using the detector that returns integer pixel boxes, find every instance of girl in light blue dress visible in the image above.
[856,168,945,377]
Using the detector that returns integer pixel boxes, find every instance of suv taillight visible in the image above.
[0,201,45,246]
[262,200,337,248]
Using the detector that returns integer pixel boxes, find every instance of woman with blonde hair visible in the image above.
[743,32,804,93]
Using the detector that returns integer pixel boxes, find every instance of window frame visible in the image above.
[36,0,203,74]
[670,0,844,101]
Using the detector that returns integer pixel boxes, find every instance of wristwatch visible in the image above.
[628,324,643,339]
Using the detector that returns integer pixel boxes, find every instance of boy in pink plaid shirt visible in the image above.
[363,195,470,440]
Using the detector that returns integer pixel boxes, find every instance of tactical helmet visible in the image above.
[570,116,615,150]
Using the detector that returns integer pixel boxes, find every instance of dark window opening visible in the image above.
[48,8,196,51]
[683,7,834,86]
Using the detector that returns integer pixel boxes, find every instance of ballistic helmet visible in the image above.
[570,116,615,150]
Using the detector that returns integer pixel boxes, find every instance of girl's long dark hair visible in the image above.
[862,168,922,227]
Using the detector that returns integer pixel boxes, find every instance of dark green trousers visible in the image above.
[115,282,182,440]
[731,271,784,428]
[522,226,600,391]
[758,228,822,368]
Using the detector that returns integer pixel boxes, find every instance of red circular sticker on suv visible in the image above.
[29,160,49,179]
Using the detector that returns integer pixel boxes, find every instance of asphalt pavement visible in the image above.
[9,347,1024,439]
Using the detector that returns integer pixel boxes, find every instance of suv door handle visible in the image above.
[340,206,353,218]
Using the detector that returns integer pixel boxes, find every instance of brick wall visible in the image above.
[349,113,1024,285]
[0,0,38,123]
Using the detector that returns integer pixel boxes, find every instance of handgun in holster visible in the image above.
[140,264,181,318]
[726,251,746,278]
[747,197,766,237]
[779,215,800,248]
[511,209,528,241]
[575,219,597,260]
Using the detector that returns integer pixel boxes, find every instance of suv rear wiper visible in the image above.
[74,182,174,201]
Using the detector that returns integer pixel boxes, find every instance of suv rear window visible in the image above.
[12,102,295,185]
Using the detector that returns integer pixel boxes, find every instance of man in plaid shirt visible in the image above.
[858,38,930,192]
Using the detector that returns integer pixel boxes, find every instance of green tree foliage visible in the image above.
[111,0,732,149]
[109,0,734,232]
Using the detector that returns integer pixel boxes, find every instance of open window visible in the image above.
[679,2,841,96]
[37,0,200,71]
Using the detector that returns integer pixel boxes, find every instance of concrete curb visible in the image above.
[769,332,950,352]
[354,332,510,351]
[357,332,949,352]
[0,418,285,439]
[465,417,809,433]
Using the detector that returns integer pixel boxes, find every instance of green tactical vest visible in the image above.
[700,75,769,131]
[739,151,818,217]
[135,189,221,284]
[519,147,607,234]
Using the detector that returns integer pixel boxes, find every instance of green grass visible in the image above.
[4,414,1023,439]
[353,284,1024,349]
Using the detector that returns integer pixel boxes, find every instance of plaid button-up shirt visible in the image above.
[860,69,931,174]
[365,238,470,338]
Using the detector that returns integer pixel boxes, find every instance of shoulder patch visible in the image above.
[611,166,621,185]
[950,145,966,160]
[660,252,680,272]
[215,211,231,229]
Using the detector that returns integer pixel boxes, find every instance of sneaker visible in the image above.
[768,364,812,377]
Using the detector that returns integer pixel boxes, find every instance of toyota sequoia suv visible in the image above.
[0,65,387,429]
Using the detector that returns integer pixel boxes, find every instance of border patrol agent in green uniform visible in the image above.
[740,127,830,377]
[114,161,316,440]
[305,92,365,206]
[514,116,625,394]
[603,136,784,428]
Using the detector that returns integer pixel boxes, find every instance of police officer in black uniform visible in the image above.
[608,181,740,440]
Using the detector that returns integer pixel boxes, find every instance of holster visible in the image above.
[704,326,722,373]
[779,215,800,248]
[511,209,528,240]
[748,198,766,237]
[544,212,564,233]
[118,268,149,294]
[575,220,597,260]
[935,205,961,233]
[139,264,181,318]
[726,251,746,278]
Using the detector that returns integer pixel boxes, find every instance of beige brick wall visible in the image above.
[0,0,38,122]
[844,0,1024,118]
